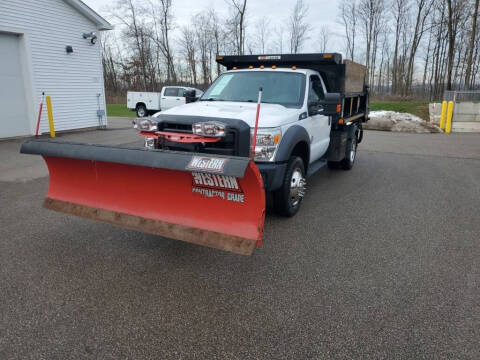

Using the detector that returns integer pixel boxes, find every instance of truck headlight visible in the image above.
[192,121,226,137]
[133,118,158,132]
[252,127,282,162]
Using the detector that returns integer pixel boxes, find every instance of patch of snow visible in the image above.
[364,111,442,133]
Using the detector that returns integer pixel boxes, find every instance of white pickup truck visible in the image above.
[127,86,203,117]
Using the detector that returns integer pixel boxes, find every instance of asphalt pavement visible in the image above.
[1,119,479,359]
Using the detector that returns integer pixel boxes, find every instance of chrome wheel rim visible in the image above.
[290,168,306,207]
[350,140,357,162]
[138,108,146,117]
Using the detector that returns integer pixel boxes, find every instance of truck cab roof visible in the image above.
[216,53,343,68]
[223,67,311,74]
[216,53,367,95]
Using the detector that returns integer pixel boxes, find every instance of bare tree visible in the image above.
[358,0,386,86]
[376,32,389,92]
[429,0,448,99]
[226,0,247,55]
[288,0,310,54]
[404,0,434,94]
[338,0,358,60]
[318,26,330,53]
[421,30,433,95]
[446,0,467,90]
[179,26,197,86]
[101,32,119,94]
[208,9,224,77]
[471,16,480,88]
[273,25,285,53]
[391,0,409,94]
[465,0,479,89]
[149,0,176,83]
[110,0,155,90]
[256,17,270,54]
[192,11,213,85]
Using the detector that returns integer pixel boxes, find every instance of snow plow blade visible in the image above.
[21,140,265,255]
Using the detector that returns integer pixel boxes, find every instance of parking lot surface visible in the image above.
[1,119,479,359]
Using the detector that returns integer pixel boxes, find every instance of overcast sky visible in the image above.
[82,0,344,53]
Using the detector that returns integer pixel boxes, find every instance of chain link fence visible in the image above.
[443,90,480,102]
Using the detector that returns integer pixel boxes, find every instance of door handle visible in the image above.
[176,98,180,100]
[162,97,166,99]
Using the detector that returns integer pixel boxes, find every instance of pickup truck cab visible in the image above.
[127,86,203,117]
[136,53,369,216]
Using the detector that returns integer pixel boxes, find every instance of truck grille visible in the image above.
[160,123,192,133]
[159,128,239,156]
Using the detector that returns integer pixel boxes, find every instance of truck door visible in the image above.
[307,75,331,162]
[161,87,183,110]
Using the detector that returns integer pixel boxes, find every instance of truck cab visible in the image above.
[161,86,203,111]
[157,68,331,164]
[135,53,369,216]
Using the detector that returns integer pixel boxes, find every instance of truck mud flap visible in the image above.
[21,140,265,255]
[325,131,348,162]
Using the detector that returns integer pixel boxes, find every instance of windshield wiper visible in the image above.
[200,98,224,101]
[245,99,277,104]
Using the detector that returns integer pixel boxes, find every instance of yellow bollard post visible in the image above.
[439,100,447,129]
[445,100,454,134]
[46,95,56,138]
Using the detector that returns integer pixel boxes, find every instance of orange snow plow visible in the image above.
[20,140,265,255]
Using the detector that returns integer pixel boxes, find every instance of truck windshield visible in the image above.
[201,71,306,108]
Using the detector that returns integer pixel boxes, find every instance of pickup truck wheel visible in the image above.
[273,156,306,217]
[341,136,357,170]
[136,105,147,117]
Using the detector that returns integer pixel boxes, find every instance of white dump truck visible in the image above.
[136,53,370,216]
[21,53,370,255]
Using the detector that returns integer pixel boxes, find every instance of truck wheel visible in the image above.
[273,156,306,217]
[136,105,147,117]
[340,136,357,170]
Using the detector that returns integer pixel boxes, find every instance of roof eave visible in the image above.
[63,0,113,31]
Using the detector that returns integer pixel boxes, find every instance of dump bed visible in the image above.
[216,53,368,96]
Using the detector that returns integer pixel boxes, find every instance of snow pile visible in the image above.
[364,111,442,133]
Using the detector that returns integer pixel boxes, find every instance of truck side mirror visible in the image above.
[184,89,197,103]
[319,93,342,116]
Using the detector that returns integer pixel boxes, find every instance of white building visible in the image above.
[0,0,112,138]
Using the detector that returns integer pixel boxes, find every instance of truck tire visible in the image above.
[273,156,306,217]
[136,105,147,117]
[340,136,357,170]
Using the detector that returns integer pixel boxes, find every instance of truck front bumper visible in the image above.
[256,162,287,192]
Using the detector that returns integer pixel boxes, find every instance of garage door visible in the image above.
[0,33,30,138]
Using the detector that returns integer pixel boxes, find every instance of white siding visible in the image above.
[0,0,108,135]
